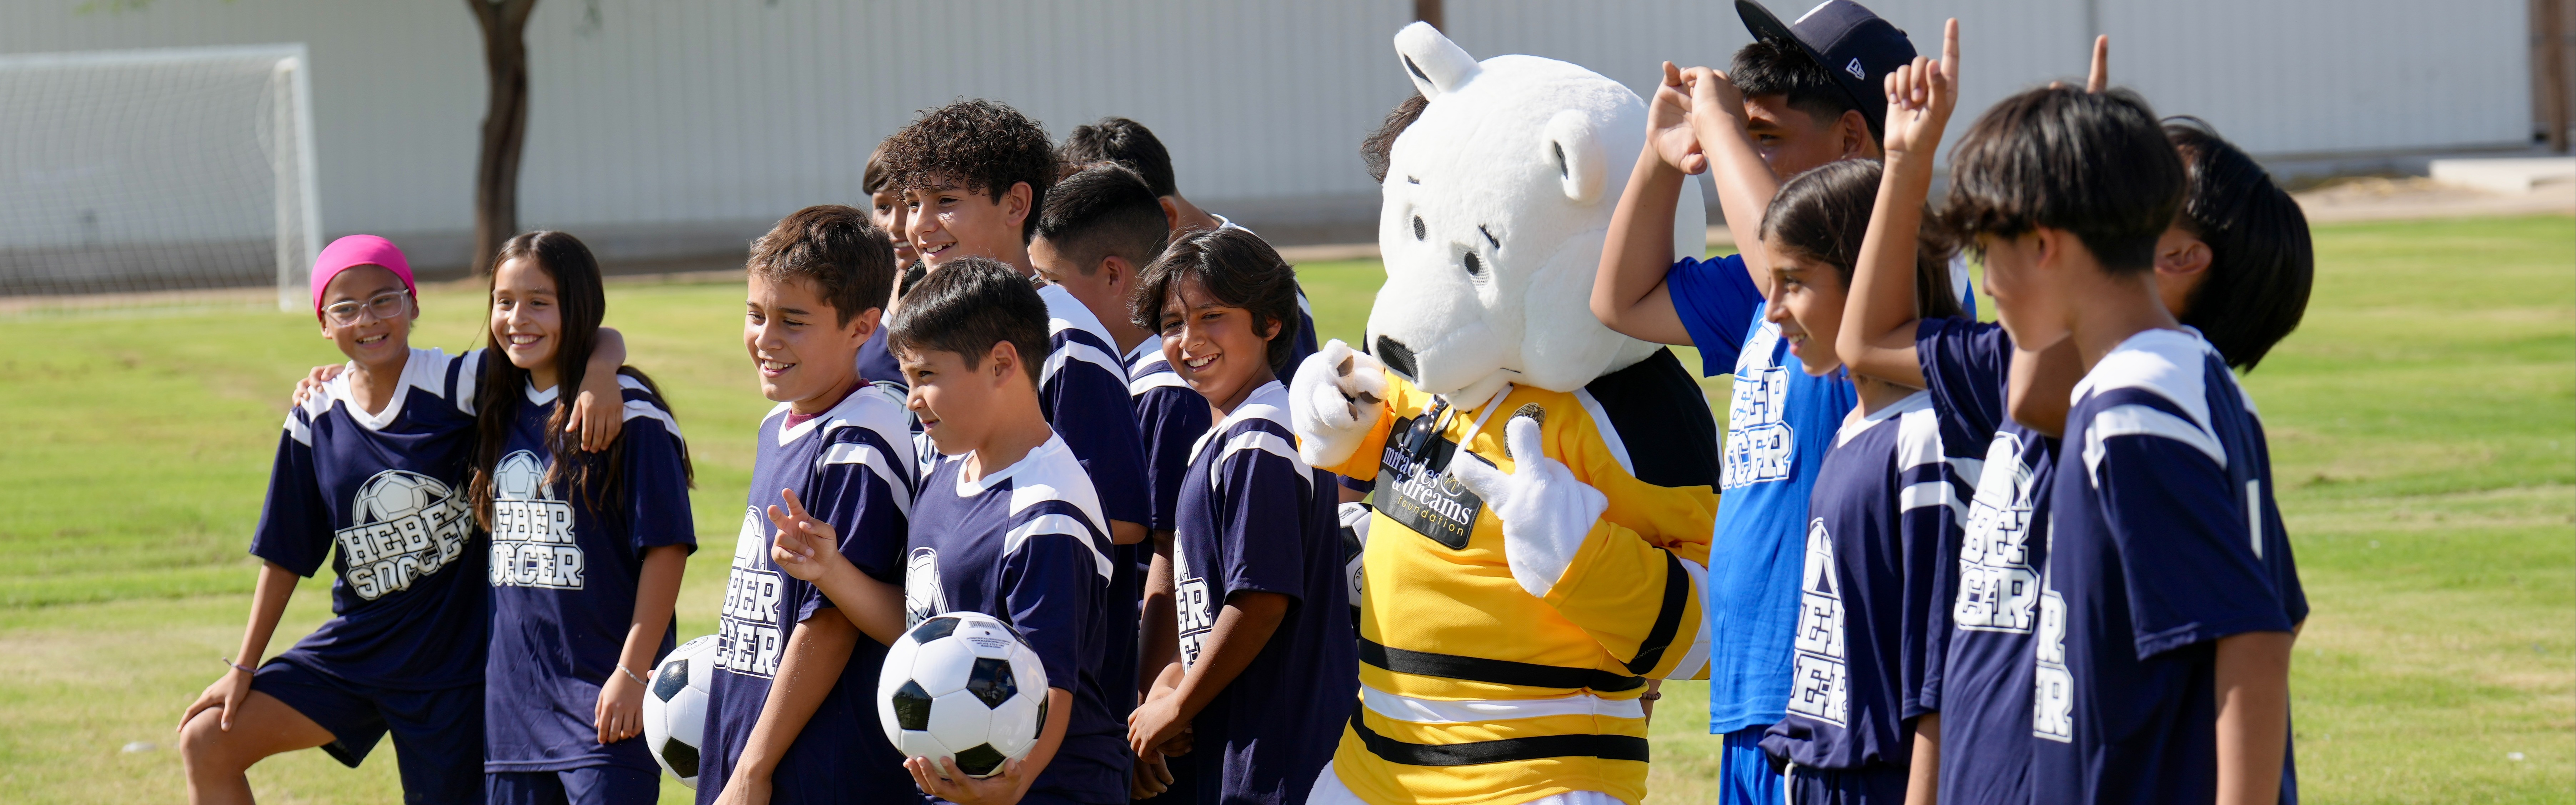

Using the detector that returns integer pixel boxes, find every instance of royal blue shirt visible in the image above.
[1914,318,2058,805]
[252,347,488,690]
[2032,329,2306,805]
[484,376,697,773]
[1667,255,1860,734]
[905,434,1128,804]
[698,385,918,803]
[1170,381,1355,805]
[1759,392,1954,770]
[1036,282,1150,530]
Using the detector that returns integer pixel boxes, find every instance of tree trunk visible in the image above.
[468,0,539,275]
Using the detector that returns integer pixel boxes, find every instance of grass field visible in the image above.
[0,216,2567,803]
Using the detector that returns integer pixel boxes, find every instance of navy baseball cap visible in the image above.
[1736,0,1918,134]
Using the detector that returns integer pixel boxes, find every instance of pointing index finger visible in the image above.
[2088,35,2108,93]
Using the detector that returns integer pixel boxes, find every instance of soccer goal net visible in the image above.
[0,44,318,311]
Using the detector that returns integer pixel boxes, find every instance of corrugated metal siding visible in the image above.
[0,0,2535,249]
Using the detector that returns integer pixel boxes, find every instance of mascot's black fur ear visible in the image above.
[1394,21,1478,100]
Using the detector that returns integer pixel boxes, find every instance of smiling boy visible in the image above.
[697,206,919,805]
[882,100,1153,555]
[888,259,1128,805]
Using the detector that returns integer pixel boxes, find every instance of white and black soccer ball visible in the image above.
[643,635,719,789]
[492,450,548,501]
[877,612,1048,779]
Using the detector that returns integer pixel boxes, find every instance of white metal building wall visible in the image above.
[0,0,2537,263]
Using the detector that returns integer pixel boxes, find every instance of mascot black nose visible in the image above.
[1373,335,1418,380]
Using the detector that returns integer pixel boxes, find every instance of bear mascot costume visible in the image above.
[1294,22,1722,805]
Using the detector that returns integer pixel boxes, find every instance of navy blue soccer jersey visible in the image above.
[1914,317,2058,805]
[1169,381,1355,805]
[904,434,1127,802]
[252,346,488,690]
[1759,392,1953,772]
[697,385,918,802]
[484,376,697,773]
[1036,281,1150,530]
[2032,328,2306,805]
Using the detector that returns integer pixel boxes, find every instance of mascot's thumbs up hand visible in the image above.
[1448,417,1608,601]
[1290,339,1389,466]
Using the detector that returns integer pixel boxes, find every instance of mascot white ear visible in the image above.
[1542,110,1607,203]
[1394,21,1479,99]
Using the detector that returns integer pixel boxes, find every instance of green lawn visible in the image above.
[0,216,2567,802]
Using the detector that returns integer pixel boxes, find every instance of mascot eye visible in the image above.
[1478,225,1500,249]
[1412,216,1427,241]
[1463,251,1484,276]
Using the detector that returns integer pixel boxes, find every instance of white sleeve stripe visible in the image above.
[2246,479,2263,560]
[283,412,311,446]
[2082,403,2226,482]
[1042,341,1127,385]
[820,441,914,519]
[1659,557,1713,680]
[1003,513,1113,580]
[1214,430,1311,493]
[1571,389,1636,476]
[1129,372,1191,396]
[1896,409,1945,471]
[1947,456,1986,495]
[621,400,685,442]
[1899,481,1964,519]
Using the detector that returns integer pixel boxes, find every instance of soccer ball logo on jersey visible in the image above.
[1785,518,1849,726]
[335,469,469,600]
[1721,322,1796,490]
[903,547,950,628]
[716,509,785,678]
[487,450,585,590]
[1954,434,2040,632]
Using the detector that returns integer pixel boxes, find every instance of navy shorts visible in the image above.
[487,766,658,805]
[252,659,483,804]
[1782,761,1910,805]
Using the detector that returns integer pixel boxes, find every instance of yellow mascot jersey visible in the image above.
[1325,369,1716,805]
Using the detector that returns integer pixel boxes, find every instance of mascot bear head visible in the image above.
[1365,22,1708,405]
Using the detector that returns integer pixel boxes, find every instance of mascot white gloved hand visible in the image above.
[1297,21,1720,805]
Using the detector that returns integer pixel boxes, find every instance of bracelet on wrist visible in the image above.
[220,657,258,674]
[616,663,650,687]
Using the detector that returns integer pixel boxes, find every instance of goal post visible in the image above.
[0,44,320,311]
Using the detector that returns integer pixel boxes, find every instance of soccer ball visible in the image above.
[643,635,719,789]
[877,612,1048,779]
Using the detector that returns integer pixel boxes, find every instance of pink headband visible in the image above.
[310,235,417,321]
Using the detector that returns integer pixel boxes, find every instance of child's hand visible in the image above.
[1130,750,1175,799]
[766,488,849,582]
[1648,61,1709,174]
[593,665,646,745]
[288,364,342,407]
[570,369,626,452]
[178,666,255,732]
[907,755,1026,805]
[1680,65,1746,132]
[1881,19,1960,160]
[1126,690,1189,760]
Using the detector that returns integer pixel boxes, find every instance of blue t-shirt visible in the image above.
[698,385,918,802]
[905,434,1128,804]
[1759,392,1953,770]
[1169,381,1355,805]
[2032,329,2306,805]
[1667,255,1860,734]
[1036,282,1151,529]
[1914,318,2058,805]
[252,346,488,691]
[484,376,697,773]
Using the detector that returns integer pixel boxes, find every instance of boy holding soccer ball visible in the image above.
[697,206,921,805]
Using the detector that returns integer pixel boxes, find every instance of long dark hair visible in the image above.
[1761,159,1964,320]
[2166,118,2312,371]
[467,230,692,530]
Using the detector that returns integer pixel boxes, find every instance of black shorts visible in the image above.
[487,766,658,805]
[252,659,483,804]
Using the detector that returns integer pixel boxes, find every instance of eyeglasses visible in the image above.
[322,291,408,325]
